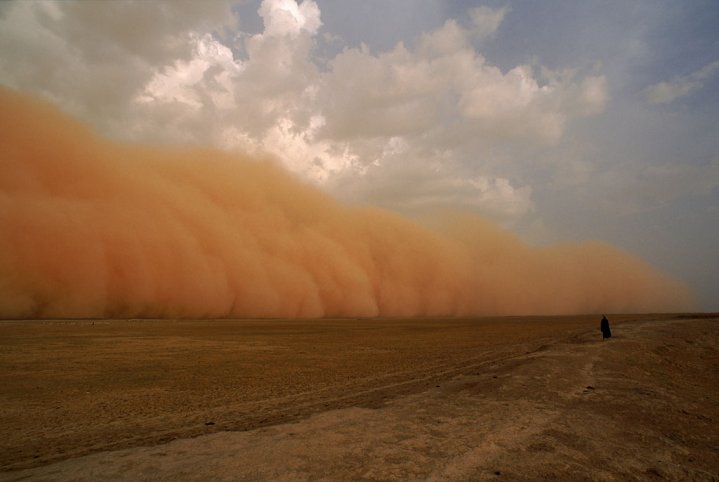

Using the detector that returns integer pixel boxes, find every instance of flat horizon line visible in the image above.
[0,312,716,323]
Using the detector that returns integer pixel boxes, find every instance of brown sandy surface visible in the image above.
[1,314,717,480]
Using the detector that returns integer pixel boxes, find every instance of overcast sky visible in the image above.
[1,0,717,310]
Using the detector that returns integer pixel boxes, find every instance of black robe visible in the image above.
[600,316,612,339]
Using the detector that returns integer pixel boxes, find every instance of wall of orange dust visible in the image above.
[0,87,694,318]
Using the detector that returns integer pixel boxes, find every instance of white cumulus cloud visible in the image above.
[0,0,608,224]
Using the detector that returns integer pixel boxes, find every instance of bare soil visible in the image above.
[1,314,717,480]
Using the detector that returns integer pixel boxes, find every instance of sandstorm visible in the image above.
[0,87,694,318]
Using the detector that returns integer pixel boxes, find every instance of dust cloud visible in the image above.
[0,87,694,318]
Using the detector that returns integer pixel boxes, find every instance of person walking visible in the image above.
[600,315,612,340]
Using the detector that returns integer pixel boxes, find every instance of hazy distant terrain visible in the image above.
[1,315,717,480]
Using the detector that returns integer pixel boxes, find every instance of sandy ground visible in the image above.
[1,314,717,480]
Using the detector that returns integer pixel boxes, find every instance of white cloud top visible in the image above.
[0,0,610,223]
[259,0,321,36]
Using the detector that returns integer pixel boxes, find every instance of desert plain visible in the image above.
[0,314,717,481]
